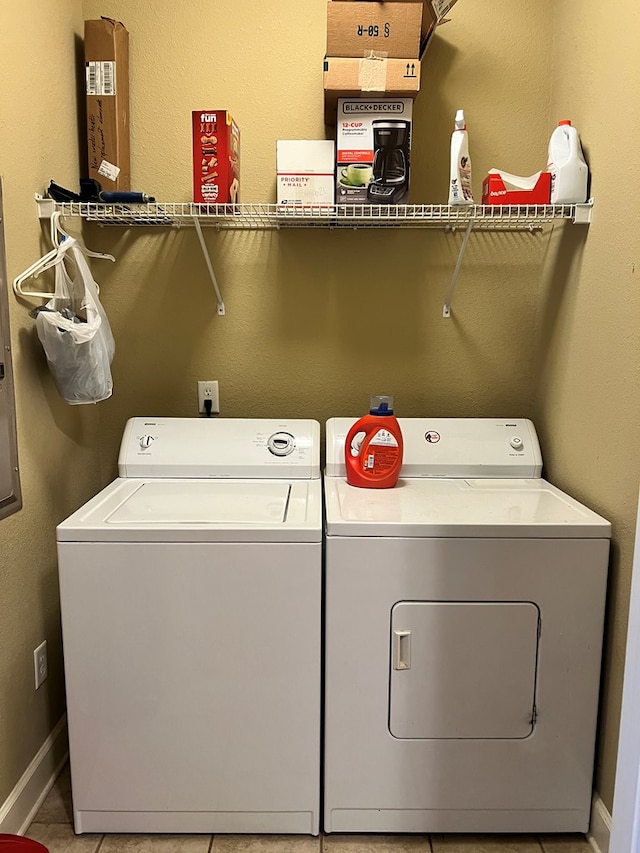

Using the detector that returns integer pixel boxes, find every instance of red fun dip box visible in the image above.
[192,110,240,205]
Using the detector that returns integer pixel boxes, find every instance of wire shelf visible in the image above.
[44,201,592,230]
[30,195,593,320]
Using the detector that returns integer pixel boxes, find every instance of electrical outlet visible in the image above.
[198,380,220,415]
[33,640,48,690]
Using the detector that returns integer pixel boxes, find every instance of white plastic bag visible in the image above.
[35,238,115,404]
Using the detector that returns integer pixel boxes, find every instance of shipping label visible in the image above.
[86,61,116,96]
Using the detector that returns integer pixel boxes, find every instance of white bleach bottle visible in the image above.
[547,120,588,204]
[448,109,474,205]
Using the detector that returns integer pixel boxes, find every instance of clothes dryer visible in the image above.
[323,418,610,834]
[57,418,322,835]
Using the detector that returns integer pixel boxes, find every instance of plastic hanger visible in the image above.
[50,210,63,246]
[12,212,67,297]
[12,247,60,299]
[13,213,115,299]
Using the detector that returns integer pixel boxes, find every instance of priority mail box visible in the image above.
[330,0,459,57]
[326,2,423,58]
[323,56,420,124]
[84,17,130,190]
[277,140,335,208]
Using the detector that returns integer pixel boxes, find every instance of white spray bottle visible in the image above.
[448,109,474,205]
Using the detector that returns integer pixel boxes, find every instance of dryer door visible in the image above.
[389,601,539,739]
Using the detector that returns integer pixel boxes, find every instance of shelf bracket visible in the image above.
[442,217,474,318]
[35,193,56,219]
[573,198,594,224]
[192,215,225,316]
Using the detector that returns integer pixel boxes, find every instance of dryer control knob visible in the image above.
[510,436,524,450]
[139,435,155,450]
[267,432,295,456]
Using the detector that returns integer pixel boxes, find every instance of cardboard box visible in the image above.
[482,171,551,206]
[326,2,423,59]
[84,18,130,190]
[335,97,413,205]
[277,141,336,208]
[330,0,458,56]
[323,56,420,124]
[192,111,240,205]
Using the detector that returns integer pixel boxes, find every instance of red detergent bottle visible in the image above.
[344,395,404,488]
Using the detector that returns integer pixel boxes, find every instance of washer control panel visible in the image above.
[326,418,543,479]
[119,418,320,479]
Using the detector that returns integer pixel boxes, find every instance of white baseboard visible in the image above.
[588,792,612,853]
[0,715,68,835]
[0,730,616,849]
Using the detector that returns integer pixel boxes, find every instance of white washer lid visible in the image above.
[57,478,322,543]
[108,481,290,524]
[324,476,611,538]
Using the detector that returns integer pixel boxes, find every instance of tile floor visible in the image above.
[24,765,593,853]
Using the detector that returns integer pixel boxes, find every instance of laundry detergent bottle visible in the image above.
[547,119,589,204]
[344,396,404,489]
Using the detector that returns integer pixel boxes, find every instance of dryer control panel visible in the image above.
[119,418,321,479]
[326,418,543,478]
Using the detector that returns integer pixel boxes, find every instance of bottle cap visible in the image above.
[559,119,572,126]
[369,395,394,416]
[455,109,466,130]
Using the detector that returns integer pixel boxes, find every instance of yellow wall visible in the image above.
[81,0,553,475]
[535,0,640,808]
[0,0,103,806]
[1,0,638,821]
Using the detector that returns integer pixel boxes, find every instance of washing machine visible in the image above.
[323,417,610,834]
[57,417,322,835]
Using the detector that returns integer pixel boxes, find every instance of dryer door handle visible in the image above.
[393,630,411,670]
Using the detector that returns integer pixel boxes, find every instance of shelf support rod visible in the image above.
[442,217,474,318]
[192,215,225,316]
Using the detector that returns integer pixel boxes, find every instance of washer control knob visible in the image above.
[510,436,524,450]
[267,432,295,456]
[139,435,155,450]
